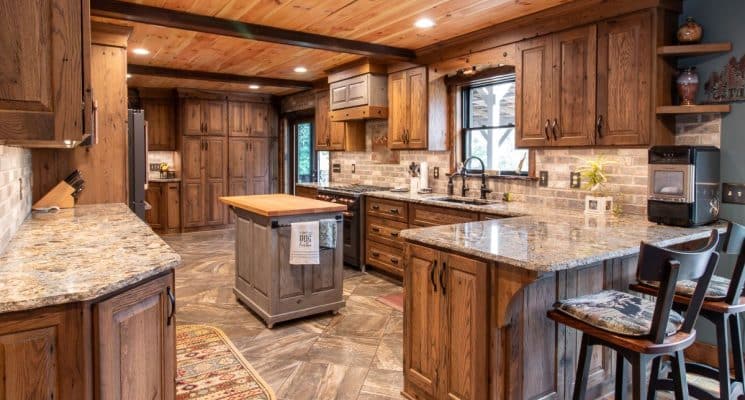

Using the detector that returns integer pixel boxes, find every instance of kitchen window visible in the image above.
[461,74,530,175]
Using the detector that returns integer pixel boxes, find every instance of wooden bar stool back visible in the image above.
[548,230,721,400]
[631,221,745,400]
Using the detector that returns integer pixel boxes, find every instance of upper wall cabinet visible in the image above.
[515,10,670,148]
[181,99,227,136]
[0,0,92,147]
[229,101,275,137]
[315,90,365,151]
[387,67,447,151]
[142,97,176,151]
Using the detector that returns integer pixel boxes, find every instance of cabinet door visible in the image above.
[94,272,176,400]
[182,99,203,136]
[248,103,269,137]
[596,11,651,146]
[250,138,269,195]
[204,100,227,136]
[143,98,176,151]
[164,183,180,232]
[0,0,84,144]
[330,82,349,110]
[388,71,407,149]
[228,138,249,224]
[204,137,226,225]
[441,253,488,400]
[229,102,247,137]
[553,25,597,146]
[145,184,163,230]
[404,244,443,398]
[315,91,331,150]
[181,137,204,228]
[515,36,553,147]
[406,67,428,149]
[329,121,346,150]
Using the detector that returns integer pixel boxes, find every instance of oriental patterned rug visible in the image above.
[176,325,275,400]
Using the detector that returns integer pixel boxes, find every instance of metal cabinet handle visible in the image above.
[430,260,438,292]
[390,258,399,265]
[371,227,381,233]
[439,262,447,296]
[596,115,603,138]
[390,231,399,238]
[371,205,380,210]
[166,286,176,326]
[372,251,380,257]
[544,120,551,140]
[552,119,558,140]
[389,208,399,214]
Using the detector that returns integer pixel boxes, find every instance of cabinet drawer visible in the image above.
[409,204,477,227]
[367,216,407,249]
[366,241,404,278]
[366,198,408,222]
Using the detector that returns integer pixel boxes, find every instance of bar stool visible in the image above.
[548,230,720,400]
[631,221,745,400]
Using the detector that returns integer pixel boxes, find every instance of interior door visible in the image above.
[181,137,204,227]
[204,137,226,226]
[406,67,428,149]
[387,70,407,149]
[596,11,651,146]
[553,25,597,146]
[515,35,553,147]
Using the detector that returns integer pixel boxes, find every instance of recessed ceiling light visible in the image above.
[414,18,435,28]
[249,84,260,90]
[126,74,132,79]
[132,47,150,55]
[294,66,308,73]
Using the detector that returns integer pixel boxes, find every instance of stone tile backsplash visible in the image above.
[330,115,721,216]
[0,145,33,253]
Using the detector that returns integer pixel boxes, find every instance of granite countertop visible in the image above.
[366,190,541,217]
[0,203,181,314]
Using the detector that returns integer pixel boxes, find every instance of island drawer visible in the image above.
[366,241,404,277]
[409,204,477,227]
[367,216,407,249]
[366,198,408,222]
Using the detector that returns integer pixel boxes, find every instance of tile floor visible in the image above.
[164,229,723,400]
[165,229,405,400]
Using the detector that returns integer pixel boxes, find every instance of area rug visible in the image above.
[376,292,404,312]
[177,324,275,400]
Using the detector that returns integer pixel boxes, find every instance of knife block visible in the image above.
[32,181,75,210]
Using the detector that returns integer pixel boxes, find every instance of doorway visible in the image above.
[292,119,316,186]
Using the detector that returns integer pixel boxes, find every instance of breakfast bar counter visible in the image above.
[220,194,346,327]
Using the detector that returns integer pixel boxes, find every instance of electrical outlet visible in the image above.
[433,167,439,179]
[539,171,549,187]
[352,164,356,173]
[150,163,161,172]
[332,163,341,173]
[570,172,581,188]
[723,183,745,205]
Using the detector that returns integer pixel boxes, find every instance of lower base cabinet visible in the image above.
[146,181,181,234]
[404,244,488,400]
[0,271,176,400]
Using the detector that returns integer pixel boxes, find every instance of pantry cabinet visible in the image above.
[228,137,272,223]
[182,99,227,136]
[388,67,447,151]
[181,136,227,228]
[228,101,274,137]
[0,0,92,147]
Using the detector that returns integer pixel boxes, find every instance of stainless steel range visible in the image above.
[316,184,390,269]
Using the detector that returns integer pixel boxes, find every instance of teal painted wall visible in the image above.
[681,0,745,344]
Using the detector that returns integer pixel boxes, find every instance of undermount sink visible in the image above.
[430,197,499,206]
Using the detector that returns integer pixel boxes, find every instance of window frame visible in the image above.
[460,73,529,177]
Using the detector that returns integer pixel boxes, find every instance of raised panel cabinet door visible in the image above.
[181,137,203,181]
[330,83,349,110]
[250,138,270,195]
[145,184,163,230]
[94,272,176,400]
[248,103,270,137]
[182,182,204,228]
[515,35,553,147]
[406,67,428,149]
[315,91,331,150]
[204,100,227,136]
[204,137,226,226]
[387,70,407,149]
[143,98,176,150]
[0,0,84,143]
[441,253,488,400]
[204,137,226,181]
[182,99,203,135]
[328,121,346,150]
[596,11,652,146]
[228,102,247,137]
[165,183,180,231]
[228,138,249,180]
[181,137,204,228]
[404,244,443,398]
[553,25,597,147]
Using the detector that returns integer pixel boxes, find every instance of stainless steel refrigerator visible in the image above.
[128,109,148,219]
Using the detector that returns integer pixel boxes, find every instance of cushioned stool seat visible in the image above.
[555,290,684,336]
[641,274,730,300]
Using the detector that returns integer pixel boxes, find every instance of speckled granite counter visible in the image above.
[0,203,181,313]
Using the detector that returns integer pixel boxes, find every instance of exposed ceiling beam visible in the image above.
[127,65,314,89]
[92,0,415,60]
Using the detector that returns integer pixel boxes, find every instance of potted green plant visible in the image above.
[577,156,615,215]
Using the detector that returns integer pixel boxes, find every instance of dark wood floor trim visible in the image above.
[91,0,415,59]
[127,65,314,89]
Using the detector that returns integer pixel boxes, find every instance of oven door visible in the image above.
[648,164,694,203]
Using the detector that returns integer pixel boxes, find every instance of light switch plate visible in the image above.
[570,172,581,188]
[723,183,745,205]
[539,171,549,187]
[433,167,439,179]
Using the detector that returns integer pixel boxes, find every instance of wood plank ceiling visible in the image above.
[104,0,574,95]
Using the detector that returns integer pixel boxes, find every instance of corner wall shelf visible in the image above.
[656,104,731,115]
[657,42,732,56]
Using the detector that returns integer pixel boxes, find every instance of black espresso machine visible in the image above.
[647,146,720,227]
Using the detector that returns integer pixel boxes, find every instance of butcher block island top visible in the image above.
[219,194,346,217]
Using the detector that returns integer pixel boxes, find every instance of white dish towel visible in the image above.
[290,221,319,265]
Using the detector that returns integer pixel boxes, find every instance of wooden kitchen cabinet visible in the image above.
[181,98,227,136]
[229,101,274,137]
[94,272,176,400]
[0,0,92,147]
[388,66,447,151]
[145,184,163,231]
[181,136,227,228]
[228,137,271,223]
[146,181,181,234]
[404,244,488,400]
[515,35,553,147]
[315,91,332,150]
[142,97,176,151]
[315,90,365,151]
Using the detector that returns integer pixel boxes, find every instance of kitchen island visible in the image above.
[0,203,181,400]
[220,194,346,327]
[397,212,727,400]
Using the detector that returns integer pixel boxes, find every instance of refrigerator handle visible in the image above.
[144,120,149,191]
